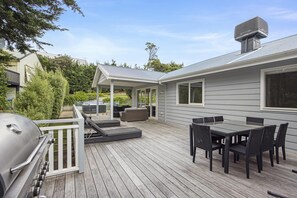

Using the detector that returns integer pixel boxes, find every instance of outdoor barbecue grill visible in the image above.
[0,113,54,198]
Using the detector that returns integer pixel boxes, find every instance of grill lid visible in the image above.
[0,113,43,197]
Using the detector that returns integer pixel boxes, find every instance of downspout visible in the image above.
[158,81,167,123]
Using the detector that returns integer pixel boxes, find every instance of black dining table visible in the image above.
[189,120,264,173]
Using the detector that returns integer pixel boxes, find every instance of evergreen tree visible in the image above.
[0,0,83,53]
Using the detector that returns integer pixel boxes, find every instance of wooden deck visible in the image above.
[42,119,297,198]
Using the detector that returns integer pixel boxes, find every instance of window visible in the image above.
[177,80,204,105]
[262,66,297,110]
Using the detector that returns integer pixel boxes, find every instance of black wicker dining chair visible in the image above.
[246,117,264,126]
[229,128,264,178]
[238,117,264,143]
[214,116,224,122]
[192,117,204,124]
[192,123,223,171]
[274,123,289,164]
[204,117,215,123]
[260,125,276,170]
[203,116,224,155]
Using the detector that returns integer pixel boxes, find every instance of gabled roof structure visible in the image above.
[160,34,297,82]
[92,64,165,88]
[93,34,297,86]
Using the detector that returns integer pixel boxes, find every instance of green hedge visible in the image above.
[103,95,130,106]
[47,71,68,119]
[63,92,104,105]
[14,69,68,120]
[14,73,54,120]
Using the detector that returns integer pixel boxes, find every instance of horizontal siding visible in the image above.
[162,59,297,150]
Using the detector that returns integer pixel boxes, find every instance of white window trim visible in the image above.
[136,86,159,119]
[176,79,205,106]
[260,64,297,112]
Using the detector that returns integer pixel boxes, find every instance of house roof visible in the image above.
[160,34,297,82]
[93,34,297,87]
[160,35,297,82]
[6,50,33,60]
[37,51,88,65]
[92,64,165,88]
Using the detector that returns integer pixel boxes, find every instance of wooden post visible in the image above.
[96,85,99,116]
[110,80,114,120]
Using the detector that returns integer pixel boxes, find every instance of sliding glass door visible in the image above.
[137,87,157,119]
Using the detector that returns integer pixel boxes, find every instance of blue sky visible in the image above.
[41,0,297,67]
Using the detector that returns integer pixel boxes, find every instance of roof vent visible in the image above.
[234,17,268,53]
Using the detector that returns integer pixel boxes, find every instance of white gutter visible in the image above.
[107,76,159,84]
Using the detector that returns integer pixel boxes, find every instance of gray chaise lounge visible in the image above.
[84,117,142,144]
[81,112,120,128]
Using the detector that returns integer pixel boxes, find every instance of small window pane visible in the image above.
[266,71,297,108]
[178,83,189,104]
[190,82,202,103]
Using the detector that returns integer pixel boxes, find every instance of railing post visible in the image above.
[77,112,85,173]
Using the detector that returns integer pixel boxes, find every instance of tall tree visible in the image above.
[38,55,96,94]
[144,42,158,70]
[149,59,183,72]
[0,0,83,53]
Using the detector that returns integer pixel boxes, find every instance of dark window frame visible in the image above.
[261,66,297,110]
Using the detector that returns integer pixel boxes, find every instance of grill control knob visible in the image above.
[39,169,47,176]
[37,174,45,181]
[33,180,43,188]
[32,186,40,196]
[48,138,55,144]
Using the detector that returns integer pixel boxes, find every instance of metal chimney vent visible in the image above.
[234,17,268,53]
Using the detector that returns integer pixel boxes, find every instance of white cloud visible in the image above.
[267,7,297,21]
[41,31,146,65]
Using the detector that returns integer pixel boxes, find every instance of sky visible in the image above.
[41,0,297,67]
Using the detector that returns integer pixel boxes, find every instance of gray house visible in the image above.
[92,17,297,150]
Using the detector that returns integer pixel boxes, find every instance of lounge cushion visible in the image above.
[81,112,120,128]
[84,117,142,143]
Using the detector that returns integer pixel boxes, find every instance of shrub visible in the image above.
[47,71,68,119]
[63,95,76,106]
[63,91,90,105]
[73,91,88,101]
[87,92,96,100]
[0,64,8,110]
[14,74,54,120]
[102,95,130,106]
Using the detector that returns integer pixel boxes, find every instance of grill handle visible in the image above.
[10,136,47,174]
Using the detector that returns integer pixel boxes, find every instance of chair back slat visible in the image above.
[246,117,264,126]
[276,123,289,147]
[214,116,224,122]
[192,124,212,151]
[261,125,276,152]
[204,117,214,123]
[192,118,204,124]
[247,128,264,155]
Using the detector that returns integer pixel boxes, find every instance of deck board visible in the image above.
[43,119,297,198]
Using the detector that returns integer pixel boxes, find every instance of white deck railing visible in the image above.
[34,105,84,176]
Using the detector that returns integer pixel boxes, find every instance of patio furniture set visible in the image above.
[190,116,288,179]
